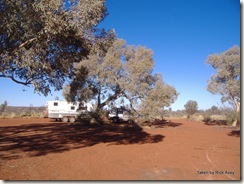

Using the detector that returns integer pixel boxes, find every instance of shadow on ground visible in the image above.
[0,121,164,160]
[228,130,240,137]
[204,120,227,126]
[141,119,182,128]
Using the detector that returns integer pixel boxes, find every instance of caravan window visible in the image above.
[54,102,58,106]
[78,103,87,110]
[71,106,75,110]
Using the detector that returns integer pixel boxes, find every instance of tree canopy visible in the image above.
[63,38,179,119]
[184,100,198,118]
[138,75,179,120]
[205,45,240,126]
[0,0,107,95]
[205,45,240,113]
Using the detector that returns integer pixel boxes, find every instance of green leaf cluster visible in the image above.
[0,0,107,95]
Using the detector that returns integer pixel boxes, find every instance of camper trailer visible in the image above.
[46,100,93,122]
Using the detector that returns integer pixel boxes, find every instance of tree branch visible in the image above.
[122,92,139,114]
[99,92,121,109]
[17,38,37,50]
[0,74,31,86]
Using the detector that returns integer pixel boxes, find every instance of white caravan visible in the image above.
[46,100,93,122]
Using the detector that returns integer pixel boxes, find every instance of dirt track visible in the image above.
[0,118,240,180]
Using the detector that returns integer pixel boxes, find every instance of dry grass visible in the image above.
[0,112,45,119]
[165,114,226,123]
[0,106,45,119]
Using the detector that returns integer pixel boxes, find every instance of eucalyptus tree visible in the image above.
[63,38,179,120]
[138,75,178,120]
[205,45,240,126]
[62,30,117,111]
[0,0,107,95]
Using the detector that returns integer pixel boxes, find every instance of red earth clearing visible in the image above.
[0,118,240,180]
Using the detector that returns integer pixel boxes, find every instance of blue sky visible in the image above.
[0,0,240,110]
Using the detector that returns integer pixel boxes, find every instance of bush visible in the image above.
[184,100,198,118]
[203,113,212,123]
[226,112,240,126]
[0,101,8,115]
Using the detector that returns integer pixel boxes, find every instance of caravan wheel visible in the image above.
[69,117,76,123]
[62,117,69,122]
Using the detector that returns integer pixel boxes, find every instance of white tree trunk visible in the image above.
[232,120,238,127]
[231,100,240,127]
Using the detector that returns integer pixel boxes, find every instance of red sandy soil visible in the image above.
[0,118,240,180]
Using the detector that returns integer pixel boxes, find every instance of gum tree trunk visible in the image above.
[232,101,240,127]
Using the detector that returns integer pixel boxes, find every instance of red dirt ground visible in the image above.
[0,118,240,180]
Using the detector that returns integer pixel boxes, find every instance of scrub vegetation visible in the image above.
[0,1,240,126]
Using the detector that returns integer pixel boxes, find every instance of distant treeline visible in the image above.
[4,106,45,115]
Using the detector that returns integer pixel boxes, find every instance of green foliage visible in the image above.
[226,111,240,126]
[138,76,178,120]
[206,45,240,113]
[0,0,107,95]
[63,30,116,105]
[202,112,212,123]
[184,100,198,118]
[63,38,179,119]
[210,105,219,114]
[202,105,220,122]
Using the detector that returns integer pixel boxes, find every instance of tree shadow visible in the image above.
[141,119,182,128]
[0,121,164,160]
[204,120,227,126]
[228,130,240,137]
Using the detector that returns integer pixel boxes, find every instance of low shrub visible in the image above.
[202,113,212,123]
[226,112,240,126]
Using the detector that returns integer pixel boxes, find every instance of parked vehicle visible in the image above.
[46,100,93,122]
[108,107,134,123]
